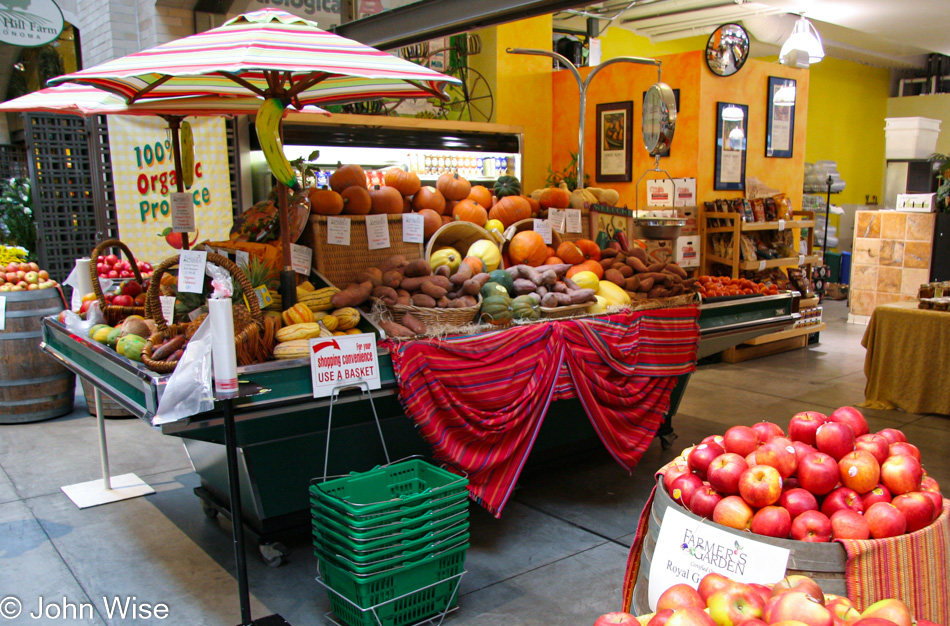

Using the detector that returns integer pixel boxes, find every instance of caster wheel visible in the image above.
[660,432,678,451]
[260,542,288,568]
[202,503,219,519]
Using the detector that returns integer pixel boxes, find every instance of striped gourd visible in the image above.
[281,302,314,326]
[276,323,325,342]
[273,339,311,359]
[331,307,360,331]
[298,287,340,312]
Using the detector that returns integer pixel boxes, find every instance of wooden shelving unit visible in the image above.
[699,209,818,278]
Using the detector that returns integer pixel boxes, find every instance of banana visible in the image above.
[180,120,195,189]
[255,98,299,191]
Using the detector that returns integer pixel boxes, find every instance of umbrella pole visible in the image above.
[167,117,190,251]
[277,182,296,309]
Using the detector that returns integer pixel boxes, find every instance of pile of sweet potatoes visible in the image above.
[599,248,698,299]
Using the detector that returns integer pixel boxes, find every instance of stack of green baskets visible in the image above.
[310,459,470,626]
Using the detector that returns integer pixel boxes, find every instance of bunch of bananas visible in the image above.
[0,245,28,265]
[255,98,300,191]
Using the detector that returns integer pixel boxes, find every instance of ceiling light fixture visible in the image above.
[773,85,796,106]
[722,104,744,121]
[779,14,824,68]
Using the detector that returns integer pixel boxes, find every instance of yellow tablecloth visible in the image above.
[861,300,950,416]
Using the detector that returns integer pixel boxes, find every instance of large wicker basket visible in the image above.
[424,221,500,267]
[89,239,147,326]
[501,219,563,260]
[141,253,265,374]
[381,294,482,330]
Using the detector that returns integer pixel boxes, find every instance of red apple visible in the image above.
[4,261,17,272]
[688,442,726,479]
[838,451,881,494]
[689,486,724,519]
[854,434,890,466]
[665,608,716,626]
[735,621,768,626]
[745,451,757,467]
[771,575,825,601]
[752,421,785,442]
[17,262,29,272]
[828,407,869,437]
[658,583,705,611]
[830,509,870,540]
[702,434,725,447]
[595,612,639,626]
[38,269,48,280]
[789,412,828,446]
[852,619,900,626]
[859,599,912,626]
[891,492,936,532]
[864,502,907,538]
[708,583,766,626]
[793,441,818,464]
[671,473,705,508]
[783,476,801,490]
[815,422,855,461]
[780,488,819,520]
[876,428,907,445]
[707,453,748,495]
[755,440,797,479]
[821,487,865,517]
[739,465,783,508]
[769,592,833,626]
[791,510,833,542]
[920,476,941,493]
[824,596,861,622]
[698,572,734,603]
[724,425,761,457]
[713,496,754,531]
[887,442,920,462]
[798,452,841,496]
[860,484,892,509]
[647,610,674,626]
[880,455,923,495]
[751,505,792,538]
[920,490,943,521]
[747,584,771,606]
[664,462,692,494]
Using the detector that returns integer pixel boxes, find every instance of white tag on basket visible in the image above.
[171,192,195,233]
[290,243,312,275]
[534,219,552,245]
[235,249,250,268]
[402,213,424,243]
[178,250,208,294]
[548,209,565,233]
[566,209,583,233]
[366,214,391,250]
[159,295,176,325]
[327,217,351,246]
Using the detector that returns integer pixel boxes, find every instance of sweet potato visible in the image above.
[434,264,452,278]
[382,270,403,289]
[411,293,437,308]
[540,270,558,286]
[437,296,450,308]
[449,263,473,285]
[615,252,627,264]
[562,277,580,291]
[536,286,548,297]
[372,285,398,305]
[569,288,595,304]
[378,255,407,274]
[332,281,373,307]
[355,268,383,287]
[604,269,626,287]
[626,256,649,273]
[534,263,572,277]
[396,289,411,299]
[683,278,698,290]
[429,275,452,290]
[601,248,618,259]
[551,281,568,294]
[511,264,543,285]
[401,312,427,335]
[670,284,685,296]
[625,275,641,292]
[647,262,667,273]
[397,295,411,305]
[152,335,186,361]
[541,292,561,308]
[450,296,478,308]
[629,247,648,263]
[637,277,655,292]
[648,286,671,298]
[524,293,541,304]
[618,264,634,278]
[599,258,616,272]
[403,259,431,278]
[461,279,482,296]
[513,278,537,295]
[400,276,432,292]
[379,319,414,338]
[665,263,687,279]
[166,348,184,363]
[471,273,491,289]
[421,280,447,300]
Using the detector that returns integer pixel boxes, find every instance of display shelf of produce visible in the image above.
[704,254,823,271]
[418,176,501,183]
[704,218,816,234]
[695,291,799,359]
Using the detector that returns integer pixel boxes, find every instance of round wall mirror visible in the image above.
[705,23,750,76]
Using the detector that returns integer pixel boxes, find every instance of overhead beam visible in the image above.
[333,0,596,50]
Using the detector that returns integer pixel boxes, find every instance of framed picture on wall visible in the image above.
[596,101,633,182]
[641,89,680,158]
[766,76,796,158]
[715,102,748,191]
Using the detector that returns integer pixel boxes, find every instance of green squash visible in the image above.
[511,295,541,321]
[480,294,513,326]
[488,269,515,296]
[116,334,146,362]
[493,175,522,199]
[479,281,509,300]
[106,327,123,349]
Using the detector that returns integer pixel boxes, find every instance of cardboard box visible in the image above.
[633,238,674,264]
[675,236,701,268]
[677,206,698,236]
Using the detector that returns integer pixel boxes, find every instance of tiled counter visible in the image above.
[849,210,934,321]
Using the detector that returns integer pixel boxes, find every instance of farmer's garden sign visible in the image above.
[0,0,64,47]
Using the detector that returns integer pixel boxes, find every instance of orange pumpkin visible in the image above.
[546,246,556,258]
[309,187,344,215]
[452,199,488,226]
[489,196,531,228]
[461,255,486,275]
[437,172,471,201]
[441,215,453,226]
[368,185,404,214]
[384,167,421,196]
[341,185,371,215]
[402,195,411,212]
[467,185,492,209]
[508,231,547,267]
[567,259,604,280]
[539,187,571,209]
[418,209,442,238]
[575,238,602,262]
[544,256,564,265]
[329,162,367,192]
[556,241,584,265]
[522,195,541,217]
[411,186,446,215]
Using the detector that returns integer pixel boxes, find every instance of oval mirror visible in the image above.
[705,23,750,77]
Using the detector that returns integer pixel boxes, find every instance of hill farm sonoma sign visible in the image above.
[0,0,64,47]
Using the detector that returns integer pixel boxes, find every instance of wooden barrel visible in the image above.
[79,377,132,418]
[631,478,848,615]
[0,289,75,423]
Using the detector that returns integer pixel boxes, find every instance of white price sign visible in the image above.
[648,506,790,611]
[177,250,208,294]
[235,249,250,268]
[327,216,351,246]
[757,260,767,271]
[170,192,195,233]
[159,295,176,324]
[0,296,5,331]
[402,213,425,243]
[290,243,312,276]
[548,208,565,233]
[566,209,583,234]
[533,218,552,245]
[778,219,786,232]
[310,333,381,398]
[366,214,391,250]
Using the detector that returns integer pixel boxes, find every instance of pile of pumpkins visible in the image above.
[307,164,620,241]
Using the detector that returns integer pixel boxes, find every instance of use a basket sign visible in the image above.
[309,333,381,398]
[0,0,65,47]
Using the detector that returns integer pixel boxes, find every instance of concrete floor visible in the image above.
[1,300,948,625]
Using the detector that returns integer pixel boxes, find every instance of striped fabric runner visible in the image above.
[388,307,700,517]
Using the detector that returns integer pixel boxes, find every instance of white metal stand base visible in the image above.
[60,388,154,509]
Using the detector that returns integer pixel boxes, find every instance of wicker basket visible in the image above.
[540,302,592,319]
[548,207,591,243]
[501,219,563,261]
[89,239,147,326]
[307,214,423,288]
[141,253,264,374]
[424,221,500,266]
[380,295,482,329]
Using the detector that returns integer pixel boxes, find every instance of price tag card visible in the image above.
[159,295,176,325]
[533,218,552,245]
[673,178,697,207]
[310,333,381,398]
[177,249,208,294]
[290,243,312,275]
[402,213,425,243]
[566,209,583,233]
[647,179,674,207]
[799,254,806,266]
[648,506,789,611]
[778,219,786,231]
[253,286,273,309]
[215,248,231,261]
[327,216,351,246]
[0,296,5,331]
[170,192,195,233]
[365,214,391,250]
[548,209,566,233]
[235,249,250,268]
[757,260,767,271]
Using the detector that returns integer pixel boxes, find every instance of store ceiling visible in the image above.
[557,0,949,69]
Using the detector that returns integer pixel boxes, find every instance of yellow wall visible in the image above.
[805,58,890,204]
[600,27,708,60]
[886,93,950,156]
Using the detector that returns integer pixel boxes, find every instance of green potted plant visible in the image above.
[928,153,950,212]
